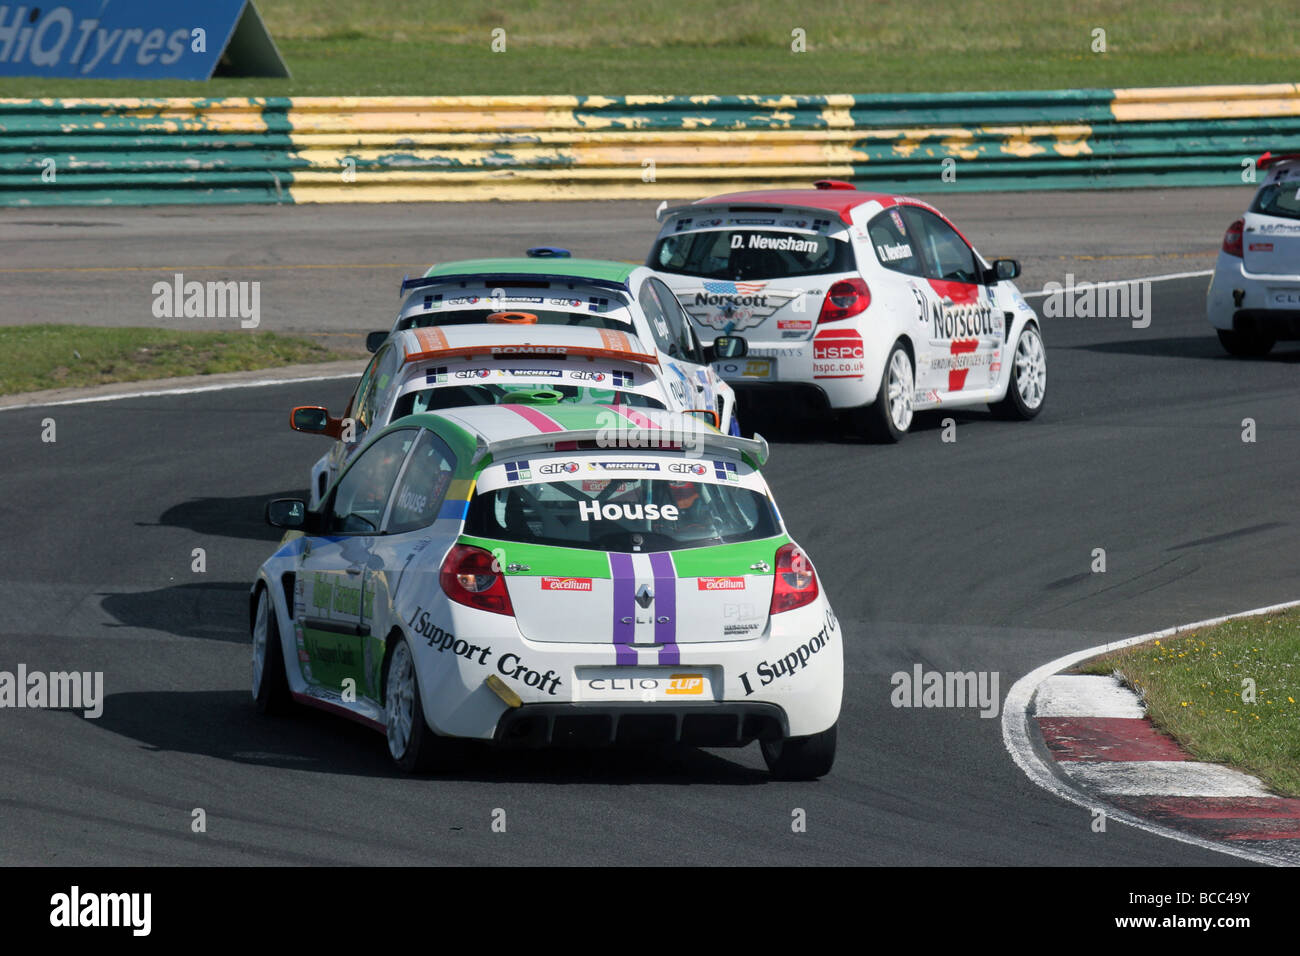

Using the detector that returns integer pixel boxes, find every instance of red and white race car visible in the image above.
[648,182,1046,441]
[1207,151,1300,356]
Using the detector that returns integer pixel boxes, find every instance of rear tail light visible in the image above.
[818,278,871,323]
[440,543,514,616]
[1222,218,1244,258]
[769,542,819,614]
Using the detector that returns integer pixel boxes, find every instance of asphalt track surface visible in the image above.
[1,197,1298,865]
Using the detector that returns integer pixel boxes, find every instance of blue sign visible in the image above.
[0,1,259,79]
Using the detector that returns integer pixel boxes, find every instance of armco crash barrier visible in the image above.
[1,85,1298,205]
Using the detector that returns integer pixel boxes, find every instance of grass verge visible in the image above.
[0,0,1294,96]
[0,325,353,396]
[1076,608,1300,797]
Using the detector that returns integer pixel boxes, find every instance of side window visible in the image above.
[353,344,400,433]
[637,281,677,355]
[903,207,980,285]
[347,351,380,421]
[325,429,416,534]
[866,209,926,277]
[649,278,703,363]
[386,431,457,534]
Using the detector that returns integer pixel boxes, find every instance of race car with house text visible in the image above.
[648,181,1046,441]
[291,322,703,509]
[252,404,842,779]
[1207,151,1300,356]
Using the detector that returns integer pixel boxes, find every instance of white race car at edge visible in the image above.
[1207,151,1300,356]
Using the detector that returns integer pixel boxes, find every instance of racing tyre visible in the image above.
[991,323,1047,420]
[384,637,450,773]
[761,722,837,780]
[1216,329,1275,357]
[252,588,291,715]
[860,342,914,443]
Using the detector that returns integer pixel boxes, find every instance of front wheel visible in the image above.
[252,588,291,715]
[1217,328,1275,357]
[991,324,1047,420]
[761,722,837,780]
[860,342,914,442]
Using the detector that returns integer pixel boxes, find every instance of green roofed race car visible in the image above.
[252,404,842,779]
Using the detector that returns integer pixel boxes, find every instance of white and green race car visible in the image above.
[252,404,841,779]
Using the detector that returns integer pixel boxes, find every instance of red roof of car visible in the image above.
[692,186,898,223]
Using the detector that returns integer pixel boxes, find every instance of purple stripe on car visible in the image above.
[650,551,679,665]
[609,552,638,665]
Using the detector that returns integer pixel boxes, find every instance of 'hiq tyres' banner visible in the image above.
[0,1,287,80]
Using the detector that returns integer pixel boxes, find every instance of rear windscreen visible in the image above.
[652,230,854,281]
[1252,182,1300,221]
[393,385,666,417]
[463,477,779,553]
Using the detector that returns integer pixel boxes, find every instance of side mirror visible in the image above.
[265,498,307,529]
[986,259,1021,283]
[365,330,388,353]
[290,406,345,439]
[713,335,749,360]
[686,408,721,429]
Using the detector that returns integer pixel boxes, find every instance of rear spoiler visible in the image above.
[400,328,659,366]
[1257,151,1300,172]
[399,273,633,298]
[471,426,770,471]
[655,202,852,229]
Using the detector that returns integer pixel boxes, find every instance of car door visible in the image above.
[331,341,402,483]
[902,206,1002,397]
[296,428,417,699]
[365,428,460,696]
[643,276,722,420]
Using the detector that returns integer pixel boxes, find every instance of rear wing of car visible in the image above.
[397,327,659,366]
[1257,151,1300,172]
[653,201,854,236]
[399,272,633,298]
[470,425,770,471]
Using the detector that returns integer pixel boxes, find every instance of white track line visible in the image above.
[1001,598,1300,867]
[1060,762,1273,798]
[1020,269,1212,299]
[0,370,363,413]
[1035,675,1146,718]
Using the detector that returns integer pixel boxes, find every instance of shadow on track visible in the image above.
[100,582,249,643]
[83,690,771,784]
[143,491,307,542]
[740,402,999,445]
[1070,335,1300,362]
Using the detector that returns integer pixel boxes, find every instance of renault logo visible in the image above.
[635,584,654,608]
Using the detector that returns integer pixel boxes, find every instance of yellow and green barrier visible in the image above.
[2,85,1297,205]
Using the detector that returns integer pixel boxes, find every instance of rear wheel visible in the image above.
[762,722,837,780]
[384,638,456,773]
[251,588,291,714]
[991,324,1047,420]
[1217,328,1275,357]
[860,342,913,442]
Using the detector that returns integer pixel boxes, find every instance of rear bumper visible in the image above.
[1207,254,1300,330]
[1230,309,1300,339]
[494,701,788,748]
